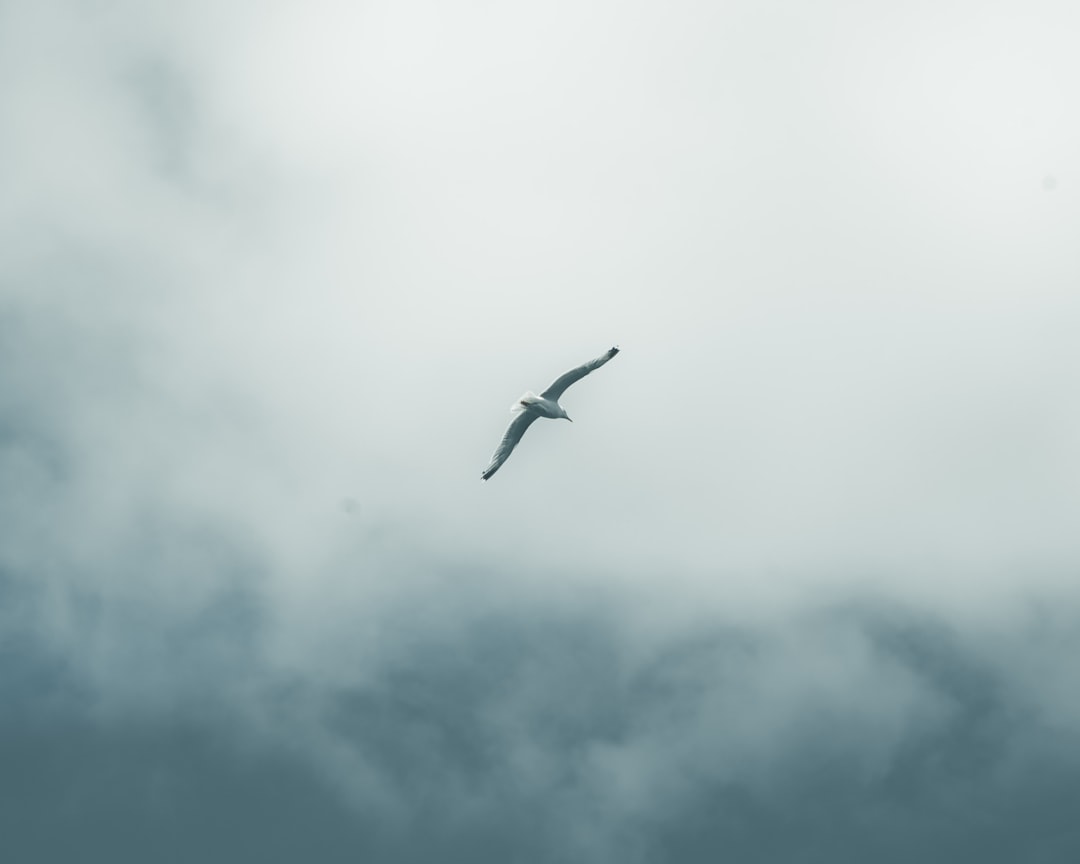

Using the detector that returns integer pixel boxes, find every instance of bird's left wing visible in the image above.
[539,346,620,400]
[481,410,539,481]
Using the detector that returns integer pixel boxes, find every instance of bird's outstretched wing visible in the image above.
[540,346,620,400]
[481,410,540,481]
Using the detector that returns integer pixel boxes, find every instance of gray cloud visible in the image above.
[5,564,1080,861]
[3,0,1080,860]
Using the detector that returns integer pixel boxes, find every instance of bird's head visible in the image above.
[560,407,573,422]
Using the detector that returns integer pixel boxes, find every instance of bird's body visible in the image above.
[513,392,565,419]
[481,346,620,481]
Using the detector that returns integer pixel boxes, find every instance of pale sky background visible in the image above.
[2,1,1080,860]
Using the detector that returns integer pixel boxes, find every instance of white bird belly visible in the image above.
[514,392,562,418]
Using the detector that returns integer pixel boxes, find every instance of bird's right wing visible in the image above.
[539,346,620,400]
[481,410,539,481]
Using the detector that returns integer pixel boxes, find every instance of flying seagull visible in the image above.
[481,346,620,481]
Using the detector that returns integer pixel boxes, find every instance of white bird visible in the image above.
[481,346,620,481]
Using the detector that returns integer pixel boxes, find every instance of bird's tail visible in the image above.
[510,390,540,413]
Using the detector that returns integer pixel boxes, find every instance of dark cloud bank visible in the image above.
[5,561,1080,862]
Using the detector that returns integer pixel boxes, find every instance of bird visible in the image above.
[481,346,620,481]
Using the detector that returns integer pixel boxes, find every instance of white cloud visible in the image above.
[2,7,1080,851]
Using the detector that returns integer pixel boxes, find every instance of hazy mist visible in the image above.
[3,0,1079,860]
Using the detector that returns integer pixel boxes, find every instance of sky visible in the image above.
[2,0,1080,860]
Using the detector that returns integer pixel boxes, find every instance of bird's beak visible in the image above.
[566,416,573,422]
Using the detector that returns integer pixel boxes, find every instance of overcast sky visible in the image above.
[3,0,1080,860]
